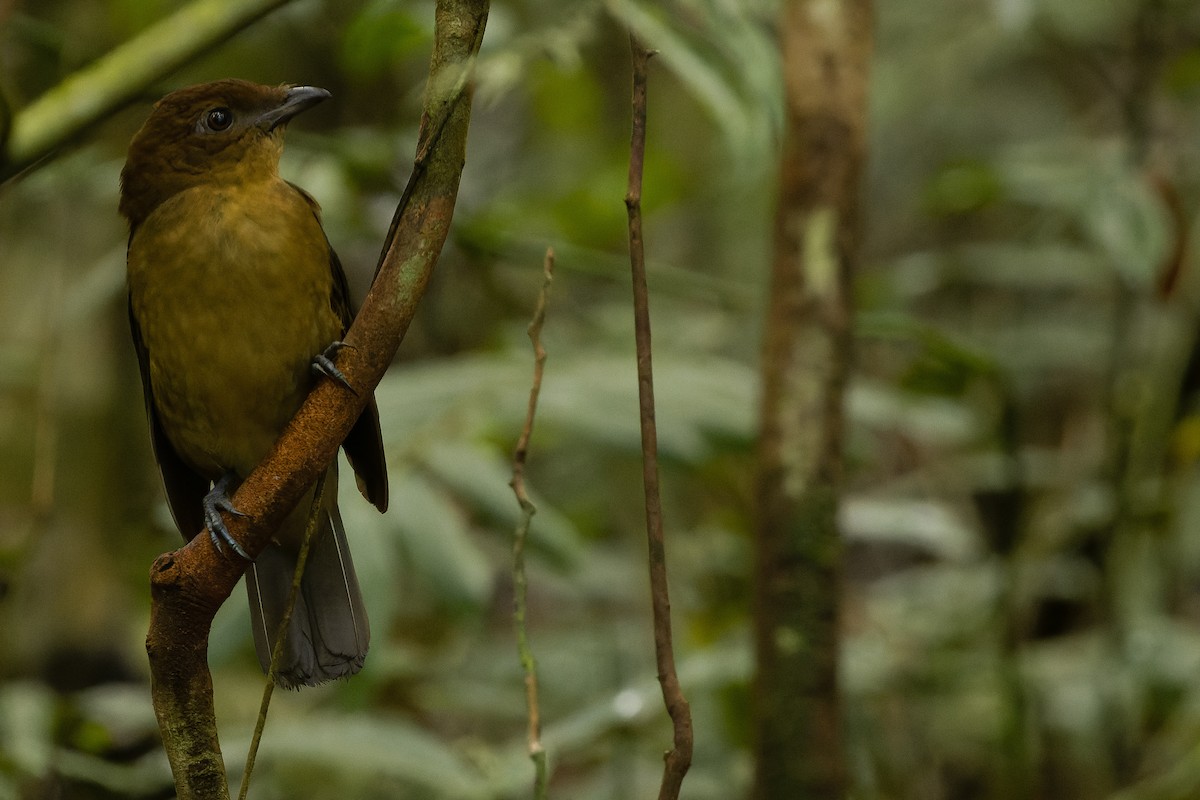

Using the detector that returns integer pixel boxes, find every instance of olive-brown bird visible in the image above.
[120,79,388,688]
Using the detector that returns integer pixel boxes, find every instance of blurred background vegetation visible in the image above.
[4,0,1200,798]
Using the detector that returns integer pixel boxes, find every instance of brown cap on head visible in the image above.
[119,80,330,227]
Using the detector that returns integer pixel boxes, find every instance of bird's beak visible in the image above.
[255,86,331,131]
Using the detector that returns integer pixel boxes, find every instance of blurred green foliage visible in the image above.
[5,0,1200,798]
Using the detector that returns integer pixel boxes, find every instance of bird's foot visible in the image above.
[204,472,250,560]
[312,341,359,395]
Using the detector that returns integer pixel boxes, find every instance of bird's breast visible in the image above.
[128,179,343,477]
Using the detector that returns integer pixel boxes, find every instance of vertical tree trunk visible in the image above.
[752,2,872,798]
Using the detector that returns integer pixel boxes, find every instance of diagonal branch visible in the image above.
[0,0,302,182]
[144,2,490,798]
[624,33,693,800]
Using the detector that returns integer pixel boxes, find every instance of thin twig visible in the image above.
[624,34,693,800]
[510,248,555,799]
[237,471,328,800]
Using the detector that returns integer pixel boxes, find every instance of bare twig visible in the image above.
[236,471,328,800]
[624,34,693,800]
[509,247,555,799]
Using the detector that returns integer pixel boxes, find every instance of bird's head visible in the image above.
[119,79,330,227]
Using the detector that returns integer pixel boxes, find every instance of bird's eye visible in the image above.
[204,108,233,132]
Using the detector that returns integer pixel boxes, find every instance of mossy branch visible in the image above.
[143,2,490,797]
[0,0,299,182]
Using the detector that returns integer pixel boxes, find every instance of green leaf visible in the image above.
[227,715,489,799]
[340,0,430,78]
[0,682,55,779]
[389,470,494,614]
[420,440,585,570]
[997,143,1169,285]
[607,0,779,161]
[924,161,1003,216]
[843,496,982,561]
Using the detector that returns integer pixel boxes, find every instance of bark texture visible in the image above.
[753,1,872,797]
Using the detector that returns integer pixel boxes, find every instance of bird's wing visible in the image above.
[288,181,390,513]
[128,298,210,537]
[331,240,390,513]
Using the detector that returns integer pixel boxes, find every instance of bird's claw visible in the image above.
[311,341,358,396]
[204,473,250,560]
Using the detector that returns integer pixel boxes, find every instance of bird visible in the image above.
[120,79,388,688]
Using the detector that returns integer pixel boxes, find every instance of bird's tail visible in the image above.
[244,495,370,688]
